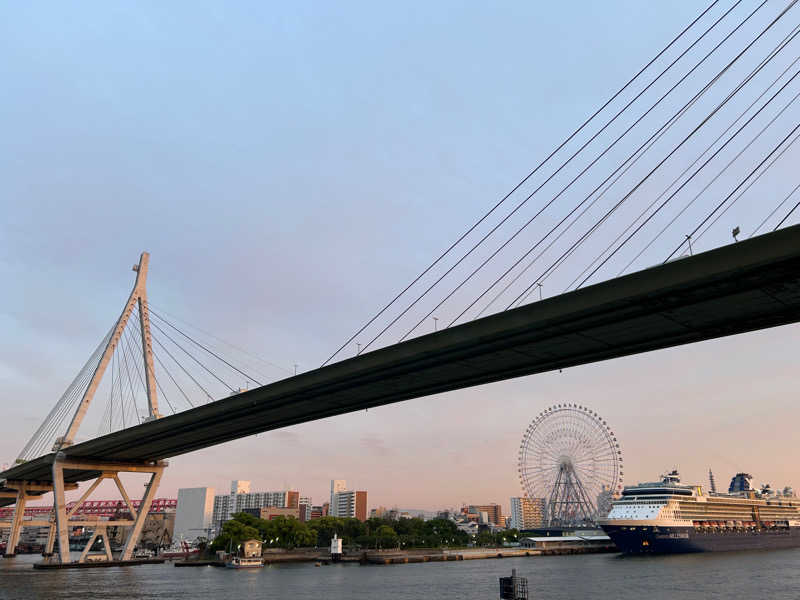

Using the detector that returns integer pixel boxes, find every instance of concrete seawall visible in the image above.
[363,542,616,565]
[174,540,617,568]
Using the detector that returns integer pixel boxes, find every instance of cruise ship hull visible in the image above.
[602,525,800,554]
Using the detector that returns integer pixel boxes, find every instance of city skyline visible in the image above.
[2,1,799,513]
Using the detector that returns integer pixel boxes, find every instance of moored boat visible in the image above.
[224,538,264,568]
[225,555,263,569]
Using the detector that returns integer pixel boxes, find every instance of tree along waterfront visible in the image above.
[210,513,520,552]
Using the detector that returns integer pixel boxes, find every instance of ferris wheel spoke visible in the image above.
[534,446,566,465]
[523,464,559,475]
[573,451,616,464]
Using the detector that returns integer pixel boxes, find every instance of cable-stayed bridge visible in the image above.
[3,226,800,564]
[3,0,800,566]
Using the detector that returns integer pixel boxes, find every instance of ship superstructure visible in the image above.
[600,470,800,553]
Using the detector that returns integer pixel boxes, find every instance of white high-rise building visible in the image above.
[332,490,355,518]
[299,496,313,521]
[330,479,347,512]
[329,481,367,521]
[232,480,251,495]
[174,487,215,542]
[227,480,251,521]
[211,481,299,530]
[510,497,544,530]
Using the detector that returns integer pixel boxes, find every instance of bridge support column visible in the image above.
[49,456,166,564]
[121,467,163,561]
[77,524,113,563]
[52,461,70,564]
[5,486,28,557]
[2,479,75,561]
[44,513,56,557]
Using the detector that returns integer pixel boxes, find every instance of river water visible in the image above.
[1,550,799,599]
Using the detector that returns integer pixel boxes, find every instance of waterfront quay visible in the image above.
[359,541,615,565]
[172,537,615,568]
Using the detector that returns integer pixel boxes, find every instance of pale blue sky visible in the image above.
[1,1,798,510]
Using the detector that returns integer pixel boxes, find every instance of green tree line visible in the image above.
[210,513,518,552]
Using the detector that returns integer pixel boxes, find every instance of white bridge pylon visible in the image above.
[62,251,161,446]
[4,253,167,565]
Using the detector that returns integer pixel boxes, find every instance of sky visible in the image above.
[1,1,799,514]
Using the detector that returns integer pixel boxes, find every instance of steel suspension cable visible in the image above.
[24,361,96,460]
[750,181,800,235]
[516,0,800,299]
[122,324,147,394]
[29,366,97,459]
[150,331,214,403]
[151,346,195,409]
[149,309,262,386]
[97,350,116,436]
[115,339,130,429]
[56,325,120,450]
[578,65,800,287]
[27,363,96,458]
[149,320,230,395]
[126,310,177,415]
[20,339,100,456]
[773,195,800,228]
[321,0,724,365]
[608,33,800,277]
[150,365,177,417]
[364,1,752,348]
[117,322,144,425]
[123,316,174,418]
[148,303,291,377]
[450,0,778,323]
[665,121,800,260]
[565,63,800,289]
[692,119,800,244]
[21,325,113,460]
[478,84,709,315]
[110,346,126,431]
[94,342,120,433]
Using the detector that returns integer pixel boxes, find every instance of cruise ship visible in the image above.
[599,470,800,553]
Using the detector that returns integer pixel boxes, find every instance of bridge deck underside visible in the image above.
[3,225,800,502]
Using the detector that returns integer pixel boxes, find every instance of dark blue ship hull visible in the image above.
[602,525,800,554]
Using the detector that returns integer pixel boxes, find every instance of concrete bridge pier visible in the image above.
[50,455,166,564]
[1,481,73,558]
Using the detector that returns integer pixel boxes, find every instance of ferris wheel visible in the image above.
[518,404,623,527]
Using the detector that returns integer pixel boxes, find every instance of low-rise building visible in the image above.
[259,506,300,520]
[467,504,503,526]
[242,538,262,558]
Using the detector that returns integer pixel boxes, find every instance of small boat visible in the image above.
[160,541,199,559]
[225,556,263,569]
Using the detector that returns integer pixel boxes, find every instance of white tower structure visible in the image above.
[227,480,251,521]
[232,480,251,495]
[60,252,161,447]
[330,479,346,515]
[174,487,215,542]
